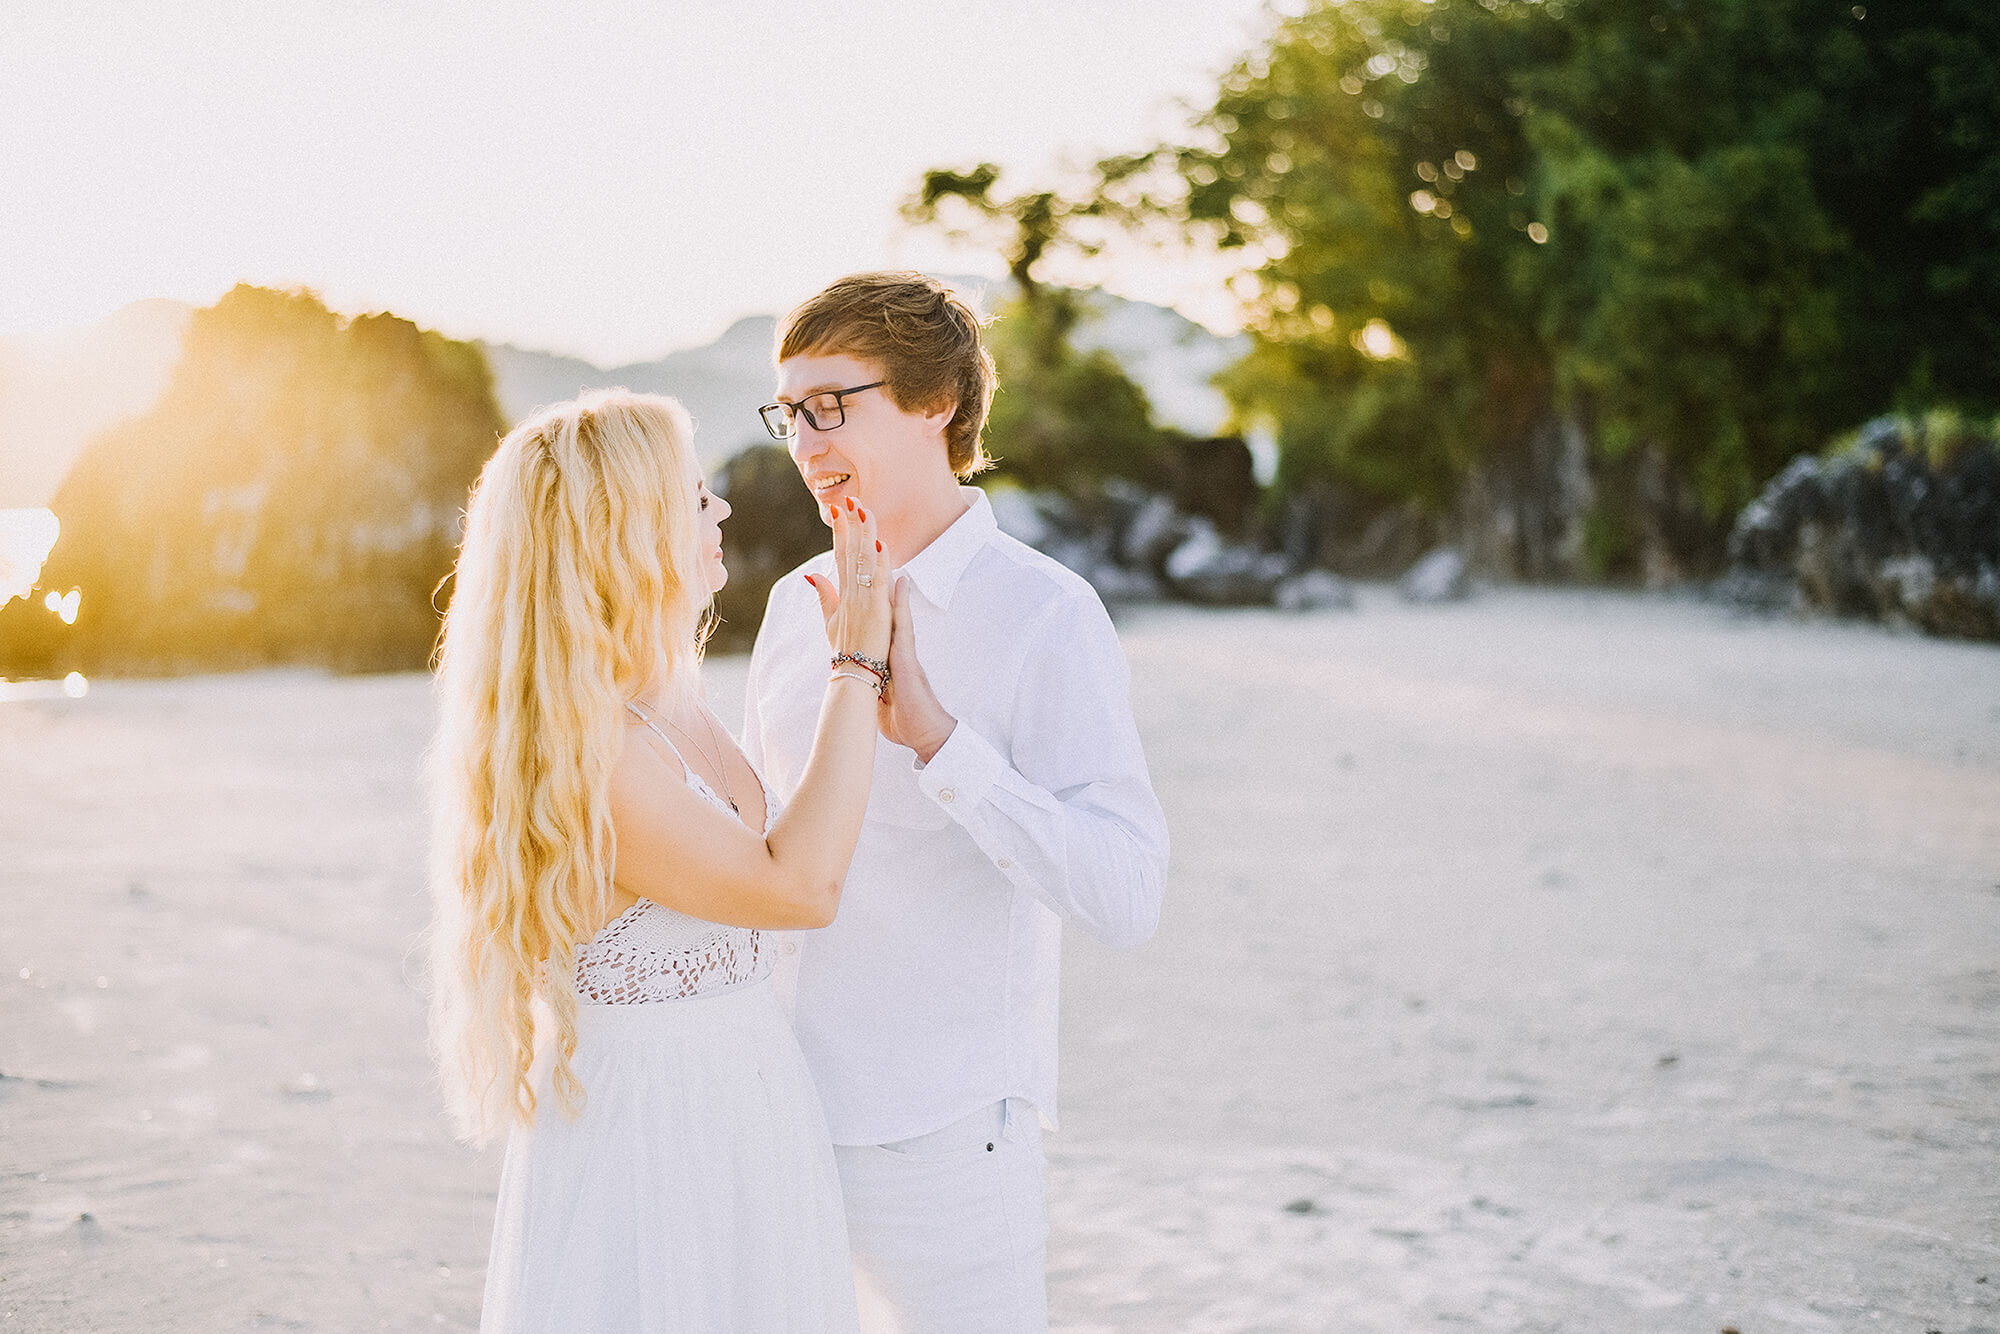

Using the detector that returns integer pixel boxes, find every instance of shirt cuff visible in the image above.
[914,720,1008,816]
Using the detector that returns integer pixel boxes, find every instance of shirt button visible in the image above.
[938,788,955,804]
[783,942,798,956]
[997,858,1012,869]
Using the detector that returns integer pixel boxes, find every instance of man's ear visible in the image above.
[923,398,957,434]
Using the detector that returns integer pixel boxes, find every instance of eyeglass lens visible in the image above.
[761,392,849,439]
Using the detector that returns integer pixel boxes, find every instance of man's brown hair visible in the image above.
[777,272,996,478]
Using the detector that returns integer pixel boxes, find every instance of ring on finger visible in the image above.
[857,572,874,587]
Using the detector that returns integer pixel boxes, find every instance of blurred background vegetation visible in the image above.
[926,0,1997,585]
[0,286,502,676]
[3,0,1995,675]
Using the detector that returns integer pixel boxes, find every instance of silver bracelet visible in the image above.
[829,668,885,700]
[830,652,891,691]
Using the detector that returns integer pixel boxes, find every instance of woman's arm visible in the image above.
[607,499,892,930]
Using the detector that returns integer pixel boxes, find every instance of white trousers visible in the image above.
[833,1099,1049,1334]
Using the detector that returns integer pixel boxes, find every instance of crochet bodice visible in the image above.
[573,713,779,1005]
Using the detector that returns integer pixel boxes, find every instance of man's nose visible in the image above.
[788,419,827,469]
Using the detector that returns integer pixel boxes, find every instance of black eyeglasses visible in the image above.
[758,381,886,440]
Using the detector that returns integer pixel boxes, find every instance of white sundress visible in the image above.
[479,718,858,1333]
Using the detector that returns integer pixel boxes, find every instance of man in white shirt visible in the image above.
[742,272,1170,1332]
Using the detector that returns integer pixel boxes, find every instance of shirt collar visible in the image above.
[898,487,996,612]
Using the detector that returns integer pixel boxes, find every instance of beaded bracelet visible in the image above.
[829,667,887,700]
[831,651,891,691]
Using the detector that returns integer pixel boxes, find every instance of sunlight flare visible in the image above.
[1353,318,1406,361]
[1,509,60,603]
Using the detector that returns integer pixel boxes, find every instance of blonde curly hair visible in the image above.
[427,389,708,1144]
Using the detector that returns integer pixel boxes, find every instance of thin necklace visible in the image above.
[631,696,739,815]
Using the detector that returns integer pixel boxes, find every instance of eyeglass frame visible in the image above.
[758,381,887,441]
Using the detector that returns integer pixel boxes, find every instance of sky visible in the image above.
[1,0,1283,366]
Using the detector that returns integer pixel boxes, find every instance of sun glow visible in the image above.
[1352,318,1406,361]
[0,671,90,703]
[1,509,60,603]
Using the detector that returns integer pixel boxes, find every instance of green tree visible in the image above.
[1151,0,1997,577]
[904,166,1179,495]
[1799,3,2000,408]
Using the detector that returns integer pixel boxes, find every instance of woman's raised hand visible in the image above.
[806,497,893,667]
[608,494,898,934]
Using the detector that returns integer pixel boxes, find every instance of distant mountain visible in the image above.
[2,288,1248,508]
[927,279,1248,440]
[1070,291,1247,440]
[0,299,193,507]
[480,290,1247,471]
[479,315,780,467]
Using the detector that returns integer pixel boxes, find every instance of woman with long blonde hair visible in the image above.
[429,389,889,1331]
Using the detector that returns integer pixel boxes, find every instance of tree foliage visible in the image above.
[1170,0,1998,541]
[0,284,505,675]
[904,167,1179,495]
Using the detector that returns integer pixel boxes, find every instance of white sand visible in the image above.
[3,587,1997,1332]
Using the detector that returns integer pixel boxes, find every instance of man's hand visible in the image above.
[880,577,956,763]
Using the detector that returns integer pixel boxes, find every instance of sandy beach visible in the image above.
[3,586,1997,1332]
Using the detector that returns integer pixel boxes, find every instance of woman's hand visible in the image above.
[806,497,892,667]
[612,498,895,933]
[877,577,956,764]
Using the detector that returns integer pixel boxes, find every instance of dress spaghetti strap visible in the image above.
[624,700,696,781]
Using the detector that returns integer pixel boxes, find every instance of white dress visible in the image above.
[479,725,859,1333]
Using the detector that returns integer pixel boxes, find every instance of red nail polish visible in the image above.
[875,540,883,552]
[844,497,855,512]
[858,508,867,522]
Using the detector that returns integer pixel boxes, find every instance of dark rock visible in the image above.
[1162,520,1291,605]
[1083,562,1166,606]
[1273,570,1357,612]
[709,444,824,650]
[1455,412,1597,580]
[1120,493,1193,574]
[1400,548,1471,603]
[1027,487,1092,541]
[988,487,1054,549]
[1276,482,1345,572]
[1873,554,1939,621]
[1277,485,1436,579]
[1726,455,1824,574]
[968,480,1311,611]
[1085,480,1154,557]
[1709,569,1797,613]
[1170,436,1260,540]
[1719,415,2000,641]
[1032,536,1168,612]
[1349,503,1438,578]
[1037,536,1097,581]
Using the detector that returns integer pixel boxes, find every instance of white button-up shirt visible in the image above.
[742,487,1169,1145]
